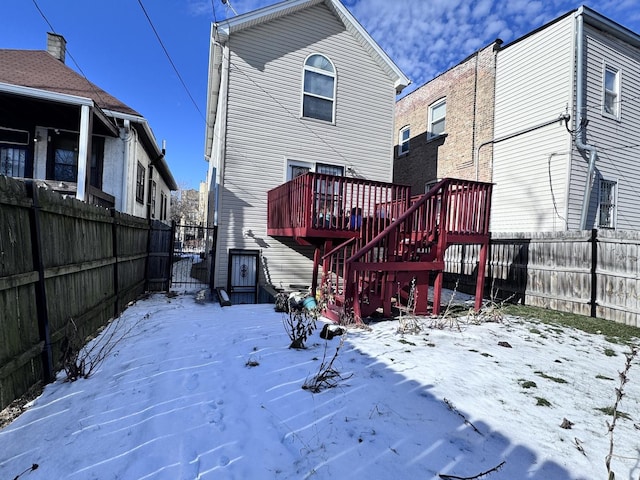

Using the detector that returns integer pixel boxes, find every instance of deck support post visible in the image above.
[312,246,321,298]
[474,240,489,311]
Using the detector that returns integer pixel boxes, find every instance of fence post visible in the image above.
[590,228,598,318]
[26,181,54,383]
[111,208,120,316]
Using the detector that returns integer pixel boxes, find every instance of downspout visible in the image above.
[213,39,230,227]
[575,8,599,230]
[121,119,132,213]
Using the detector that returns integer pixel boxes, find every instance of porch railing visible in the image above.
[267,173,411,241]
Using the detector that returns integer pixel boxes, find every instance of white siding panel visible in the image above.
[216,4,398,290]
[492,17,574,232]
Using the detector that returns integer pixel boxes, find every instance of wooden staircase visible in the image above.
[319,178,493,322]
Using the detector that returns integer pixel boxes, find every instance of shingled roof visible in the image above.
[0,49,140,116]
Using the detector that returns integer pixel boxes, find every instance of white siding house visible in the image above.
[492,6,640,232]
[0,34,177,221]
[204,0,409,302]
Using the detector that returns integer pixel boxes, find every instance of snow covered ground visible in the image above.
[1,291,639,479]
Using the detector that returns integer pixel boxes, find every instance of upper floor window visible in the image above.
[398,126,410,155]
[598,179,616,229]
[603,66,620,119]
[302,54,335,123]
[428,98,446,139]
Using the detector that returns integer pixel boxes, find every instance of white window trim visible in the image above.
[285,159,314,181]
[300,53,337,124]
[398,125,410,156]
[427,97,446,140]
[602,63,621,120]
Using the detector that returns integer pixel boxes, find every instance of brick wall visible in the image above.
[394,41,500,194]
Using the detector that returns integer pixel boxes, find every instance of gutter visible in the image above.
[575,7,599,230]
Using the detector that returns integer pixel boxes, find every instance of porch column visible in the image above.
[75,104,92,201]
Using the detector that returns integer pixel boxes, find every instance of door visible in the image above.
[228,249,259,304]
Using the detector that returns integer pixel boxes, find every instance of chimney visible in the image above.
[46,32,67,63]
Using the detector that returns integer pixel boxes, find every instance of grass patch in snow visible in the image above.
[502,304,640,344]
[595,374,614,381]
[595,406,632,421]
[535,397,552,407]
[534,371,568,384]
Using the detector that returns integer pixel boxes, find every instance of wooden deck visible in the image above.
[268,175,492,322]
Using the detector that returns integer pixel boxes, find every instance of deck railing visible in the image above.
[341,178,493,319]
[267,173,411,240]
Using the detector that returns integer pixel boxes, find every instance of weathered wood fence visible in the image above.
[0,176,172,410]
[445,230,640,327]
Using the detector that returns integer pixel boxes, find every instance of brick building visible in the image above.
[393,40,501,195]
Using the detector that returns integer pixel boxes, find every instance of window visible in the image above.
[160,191,167,221]
[302,54,336,122]
[90,137,104,189]
[428,98,446,139]
[603,66,620,118]
[150,181,157,218]
[398,126,410,155]
[51,133,78,182]
[1,146,27,177]
[598,179,616,229]
[136,162,145,204]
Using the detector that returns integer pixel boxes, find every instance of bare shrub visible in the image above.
[61,312,147,381]
[302,336,352,393]
[283,308,316,349]
[605,345,638,480]
[397,278,422,334]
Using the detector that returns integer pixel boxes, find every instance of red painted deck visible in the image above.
[268,175,492,322]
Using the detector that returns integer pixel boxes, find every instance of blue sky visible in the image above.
[2,0,640,190]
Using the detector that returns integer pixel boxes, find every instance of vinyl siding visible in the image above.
[492,17,575,232]
[570,24,640,230]
[215,4,398,290]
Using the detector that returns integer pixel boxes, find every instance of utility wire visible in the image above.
[137,0,206,122]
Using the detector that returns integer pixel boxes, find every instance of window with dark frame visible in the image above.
[598,179,616,229]
[51,133,78,182]
[136,162,145,204]
[0,145,27,177]
[90,137,104,189]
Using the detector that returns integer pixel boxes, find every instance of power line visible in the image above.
[136,0,205,122]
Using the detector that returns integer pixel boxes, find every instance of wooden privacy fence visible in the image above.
[444,230,640,327]
[0,176,172,410]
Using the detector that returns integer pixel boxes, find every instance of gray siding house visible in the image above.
[394,6,640,233]
[204,0,409,302]
[493,6,640,232]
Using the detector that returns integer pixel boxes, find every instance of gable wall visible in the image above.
[215,4,398,290]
